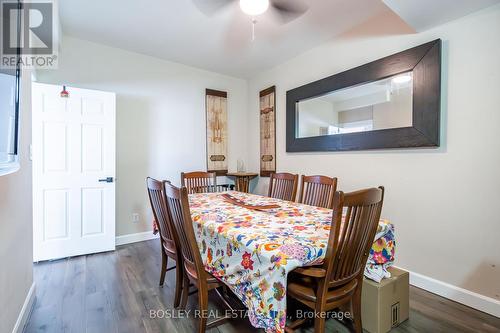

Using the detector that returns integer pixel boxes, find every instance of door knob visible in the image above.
[98,177,114,183]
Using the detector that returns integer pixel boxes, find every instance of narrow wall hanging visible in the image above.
[259,86,276,177]
[206,89,228,176]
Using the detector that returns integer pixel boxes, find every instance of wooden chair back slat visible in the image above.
[181,171,217,194]
[299,175,337,208]
[164,182,205,279]
[324,187,385,287]
[146,178,175,246]
[268,172,298,201]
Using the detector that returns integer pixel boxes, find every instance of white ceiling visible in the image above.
[59,0,500,79]
[59,0,388,78]
[383,0,500,32]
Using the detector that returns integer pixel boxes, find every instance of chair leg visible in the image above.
[173,259,183,308]
[313,315,325,333]
[351,284,363,333]
[180,275,190,309]
[198,288,209,333]
[159,253,168,287]
[313,295,327,333]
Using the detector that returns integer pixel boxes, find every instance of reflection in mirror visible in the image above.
[296,72,413,138]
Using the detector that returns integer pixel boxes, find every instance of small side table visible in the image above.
[226,172,258,193]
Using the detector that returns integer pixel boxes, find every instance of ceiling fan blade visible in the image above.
[192,0,236,16]
[270,0,308,23]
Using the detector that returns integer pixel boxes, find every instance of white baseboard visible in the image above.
[115,231,159,246]
[12,282,36,333]
[396,266,500,318]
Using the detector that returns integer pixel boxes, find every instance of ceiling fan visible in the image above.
[193,0,308,40]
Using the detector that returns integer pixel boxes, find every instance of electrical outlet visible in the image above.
[132,213,140,223]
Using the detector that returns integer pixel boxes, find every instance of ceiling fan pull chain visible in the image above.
[251,18,257,41]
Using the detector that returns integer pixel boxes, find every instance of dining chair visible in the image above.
[181,171,217,194]
[268,172,299,201]
[286,187,385,333]
[164,182,234,333]
[146,177,183,308]
[298,175,338,209]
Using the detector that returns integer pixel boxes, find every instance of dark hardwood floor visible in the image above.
[25,240,500,333]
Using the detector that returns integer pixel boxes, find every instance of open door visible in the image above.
[32,82,116,261]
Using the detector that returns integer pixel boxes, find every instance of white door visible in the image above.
[32,82,116,261]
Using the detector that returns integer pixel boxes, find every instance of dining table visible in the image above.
[188,191,395,333]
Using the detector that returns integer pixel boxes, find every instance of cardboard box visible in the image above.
[361,267,409,333]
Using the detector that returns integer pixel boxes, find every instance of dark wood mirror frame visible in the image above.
[286,39,441,152]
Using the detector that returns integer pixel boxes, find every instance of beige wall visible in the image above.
[372,89,412,129]
[247,6,500,300]
[0,70,33,332]
[337,106,373,124]
[37,36,248,236]
[298,98,336,137]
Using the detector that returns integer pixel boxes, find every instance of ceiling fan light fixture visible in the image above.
[392,74,412,84]
[240,0,269,16]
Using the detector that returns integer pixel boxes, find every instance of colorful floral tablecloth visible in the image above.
[188,191,394,333]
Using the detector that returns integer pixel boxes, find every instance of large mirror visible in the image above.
[286,40,441,152]
[297,72,413,138]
